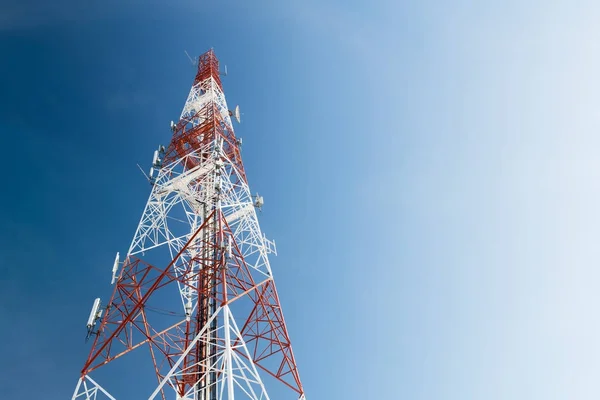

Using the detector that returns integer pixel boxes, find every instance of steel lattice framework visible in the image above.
[71,49,306,400]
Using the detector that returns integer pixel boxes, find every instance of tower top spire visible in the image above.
[195,48,223,90]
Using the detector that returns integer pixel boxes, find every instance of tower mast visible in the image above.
[72,49,306,400]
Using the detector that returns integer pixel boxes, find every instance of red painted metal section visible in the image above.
[197,49,223,91]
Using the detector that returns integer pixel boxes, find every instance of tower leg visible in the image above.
[72,376,116,400]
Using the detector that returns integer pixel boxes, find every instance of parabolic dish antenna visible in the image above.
[229,105,241,123]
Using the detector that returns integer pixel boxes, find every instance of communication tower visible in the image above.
[71,49,306,400]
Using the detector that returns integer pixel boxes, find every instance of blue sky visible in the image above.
[2,0,600,398]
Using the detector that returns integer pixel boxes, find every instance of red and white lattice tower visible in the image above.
[71,49,305,400]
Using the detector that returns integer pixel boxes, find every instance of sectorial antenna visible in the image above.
[85,298,103,342]
[227,235,232,259]
[111,252,120,285]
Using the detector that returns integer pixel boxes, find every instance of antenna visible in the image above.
[85,298,102,342]
[86,298,101,329]
[184,50,197,66]
[170,120,176,131]
[111,252,120,285]
[222,64,228,76]
[229,105,241,123]
[254,193,264,210]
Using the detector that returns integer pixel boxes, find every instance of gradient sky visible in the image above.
[2,0,600,398]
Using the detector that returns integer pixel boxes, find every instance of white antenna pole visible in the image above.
[137,164,151,181]
[184,50,197,66]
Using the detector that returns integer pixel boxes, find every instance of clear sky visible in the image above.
[2,0,600,398]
